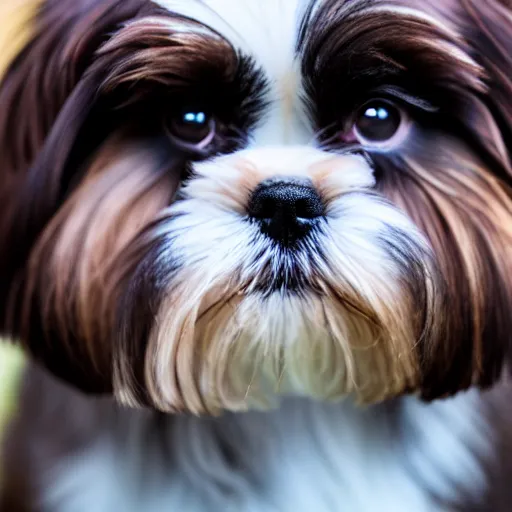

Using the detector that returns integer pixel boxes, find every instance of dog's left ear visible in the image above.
[458,0,512,166]
[417,0,512,399]
[461,0,512,378]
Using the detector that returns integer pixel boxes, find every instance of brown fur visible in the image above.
[0,0,511,435]
[1,0,512,509]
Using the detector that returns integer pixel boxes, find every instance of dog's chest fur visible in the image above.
[42,390,500,512]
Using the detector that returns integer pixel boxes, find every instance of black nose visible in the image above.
[248,178,324,246]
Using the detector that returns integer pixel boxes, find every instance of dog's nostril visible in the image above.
[248,179,324,246]
[294,196,323,220]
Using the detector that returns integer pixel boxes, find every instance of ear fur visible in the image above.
[0,0,160,392]
[418,0,512,398]
[0,0,239,394]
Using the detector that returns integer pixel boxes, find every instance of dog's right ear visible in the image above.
[0,0,163,391]
[0,0,238,394]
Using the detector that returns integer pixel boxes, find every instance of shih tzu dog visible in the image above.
[1,0,512,510]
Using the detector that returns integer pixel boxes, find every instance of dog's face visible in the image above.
[0,0,511,414]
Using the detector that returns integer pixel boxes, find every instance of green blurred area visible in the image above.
[0,344,24,434]
[0,344,23,483]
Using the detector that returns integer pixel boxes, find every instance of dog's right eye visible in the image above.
[349,100,411,151]
[355,101,402,143]
[166,109,216,150]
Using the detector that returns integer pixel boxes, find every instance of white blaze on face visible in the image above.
[154,0,307,74]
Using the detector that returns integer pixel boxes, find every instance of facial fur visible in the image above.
[0,0,511,414]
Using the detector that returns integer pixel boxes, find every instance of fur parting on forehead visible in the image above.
[153,0,471,66]
[114,148,442,413]
[153,0,308,76]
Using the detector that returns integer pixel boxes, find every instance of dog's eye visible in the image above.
[353,101,405,146]
[167,109,216,149]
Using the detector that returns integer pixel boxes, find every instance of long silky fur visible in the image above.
[0,1,512,509]
[0,0,251,392]
[0,0,511,404]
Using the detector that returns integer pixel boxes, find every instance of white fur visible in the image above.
[45,389,502,512]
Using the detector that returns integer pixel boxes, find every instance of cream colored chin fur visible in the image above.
[115,148,441,414]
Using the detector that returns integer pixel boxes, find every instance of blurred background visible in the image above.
[0,345,24,449]
[0,0,39,447]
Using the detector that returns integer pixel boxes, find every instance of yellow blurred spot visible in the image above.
[0,0,42,77]
[0,344,24,429]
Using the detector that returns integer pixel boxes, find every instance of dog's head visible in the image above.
[0,0,511,414]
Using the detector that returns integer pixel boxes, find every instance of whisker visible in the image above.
[306,122,339,146]
[244,348,264,401]
[276,346,287,392]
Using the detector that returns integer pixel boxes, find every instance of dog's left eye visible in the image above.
[167,109,216,149]
[352,100,408,148]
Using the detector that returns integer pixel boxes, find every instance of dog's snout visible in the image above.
[248,178,324,246]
